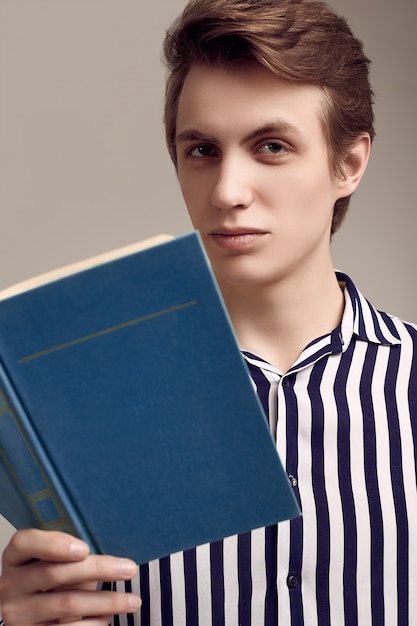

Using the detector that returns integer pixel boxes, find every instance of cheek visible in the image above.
[178,175,196,208]
[179,172,213,216]
[272,169,336,216]
[264,175,335,242]
[180,184,205,227]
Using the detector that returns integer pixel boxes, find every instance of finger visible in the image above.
[57,617,113,626]
[15,555,138,595]
[3,530,89,568]
[54,582,97,593]
[58,615,112,625]
[22,589,141,625]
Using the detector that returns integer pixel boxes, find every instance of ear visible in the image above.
[336,132,371,198]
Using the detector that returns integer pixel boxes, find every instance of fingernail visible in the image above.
[69,539,89,558]
[118,558,138,577]
[128,594,142,610]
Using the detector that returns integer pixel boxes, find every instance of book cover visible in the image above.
[0,232,300,564]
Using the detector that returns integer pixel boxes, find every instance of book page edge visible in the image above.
[0,234,174,300]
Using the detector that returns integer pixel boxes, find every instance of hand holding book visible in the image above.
[0,528,141,625]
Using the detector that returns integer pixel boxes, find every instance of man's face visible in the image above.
[175,63,351,289]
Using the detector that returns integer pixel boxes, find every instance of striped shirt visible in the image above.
[107,272,417,625]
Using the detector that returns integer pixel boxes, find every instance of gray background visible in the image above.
[0,0,415,551]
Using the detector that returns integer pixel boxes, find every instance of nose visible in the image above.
[210,155,254,211]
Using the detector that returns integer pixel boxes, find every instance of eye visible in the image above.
[257,141,286,155]
[188,144,218,158]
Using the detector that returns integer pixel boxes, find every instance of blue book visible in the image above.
[0,232,300,564]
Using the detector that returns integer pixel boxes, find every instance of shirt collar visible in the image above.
[242,272,401,375]
[336,271,401,349]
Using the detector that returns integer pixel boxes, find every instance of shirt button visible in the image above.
[288,474,298,487]
[287,575,299,589]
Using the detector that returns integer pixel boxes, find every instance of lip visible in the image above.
[209,229,268,251]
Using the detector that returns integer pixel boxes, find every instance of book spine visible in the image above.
[0,358,98,549]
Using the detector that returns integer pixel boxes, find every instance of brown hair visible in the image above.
[163,0,375,234]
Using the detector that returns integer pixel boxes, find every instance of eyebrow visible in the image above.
[175,129,218,145]
[175,120,302,145]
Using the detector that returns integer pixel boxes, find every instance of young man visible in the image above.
[1,0,416,625]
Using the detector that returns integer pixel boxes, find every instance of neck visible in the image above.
[217,265,344,373]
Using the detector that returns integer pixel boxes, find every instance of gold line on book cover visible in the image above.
[18,300,198,365]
